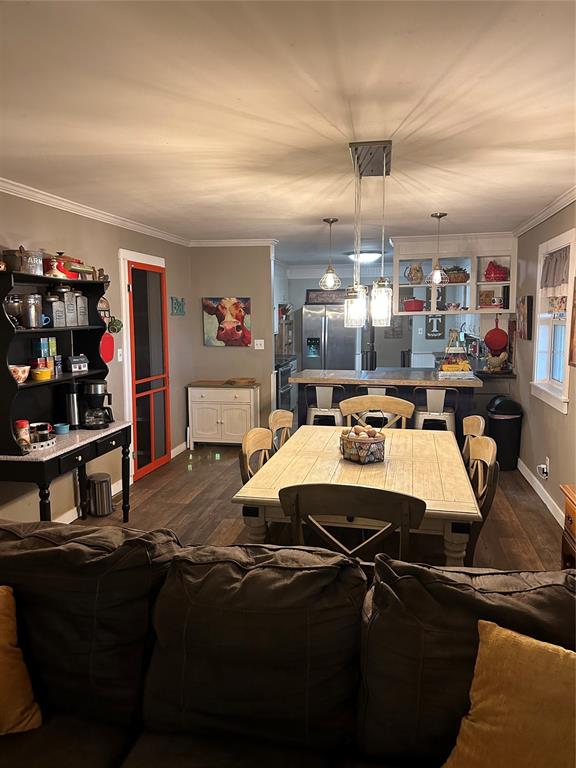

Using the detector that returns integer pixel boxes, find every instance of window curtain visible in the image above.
[540,246,570,299]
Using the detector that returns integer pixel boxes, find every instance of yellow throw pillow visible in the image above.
[443,620,576,768]
[0,585,42,735]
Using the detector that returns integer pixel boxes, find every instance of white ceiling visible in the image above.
[0,1,574,264]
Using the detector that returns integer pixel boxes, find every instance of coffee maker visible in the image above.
[81,379,114,429]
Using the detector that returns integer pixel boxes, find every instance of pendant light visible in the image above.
[319,217,342,291]
[344,158,368,327]
[425,212,449,286]
[371,171,393,327]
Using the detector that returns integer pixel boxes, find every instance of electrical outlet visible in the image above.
[117,348,123,363]
[417,327,423,336]
[546,456,550,477]
[254,339,265,350]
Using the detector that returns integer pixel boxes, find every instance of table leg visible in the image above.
[443,524,469,566]
[242,506,267,543]
[77,465,89,520]
[38,483,51,522]
[122,445,131,523]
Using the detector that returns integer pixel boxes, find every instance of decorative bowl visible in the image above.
[30,368,52,382]
[340,429,386,464]
[9,364,30,383]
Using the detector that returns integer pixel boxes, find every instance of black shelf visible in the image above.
[7,272,107,287]
[14,325,105,334]
[17,369,106,389]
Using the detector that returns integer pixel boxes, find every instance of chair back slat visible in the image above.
[239,427,273,482]
[426,389,446,414]
[464,435,499,567]
[339,395,414,429]
[269,409,294,450]
[279,483,426,562]
[462,415,486,466]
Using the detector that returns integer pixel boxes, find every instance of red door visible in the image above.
[128,261,171,480]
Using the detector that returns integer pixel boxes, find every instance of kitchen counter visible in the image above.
[289,368,483,388]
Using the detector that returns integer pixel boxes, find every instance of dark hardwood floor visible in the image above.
[86,444,562,571]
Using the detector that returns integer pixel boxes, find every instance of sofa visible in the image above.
[0,521,574,768]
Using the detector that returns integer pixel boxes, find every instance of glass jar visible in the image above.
[3,294,23,327]
[21,294,43,328]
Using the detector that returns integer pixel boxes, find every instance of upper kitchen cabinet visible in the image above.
[392,233,516,316]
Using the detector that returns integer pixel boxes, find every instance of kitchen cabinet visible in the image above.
[187,382,260,448]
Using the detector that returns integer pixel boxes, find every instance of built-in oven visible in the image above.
[275,357,298,414]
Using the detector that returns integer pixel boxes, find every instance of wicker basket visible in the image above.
[340,432,386,464]
[447,271,469,283]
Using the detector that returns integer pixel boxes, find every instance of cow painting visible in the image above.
[202,297,252,347]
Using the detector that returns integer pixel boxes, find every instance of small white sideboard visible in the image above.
[187,381,260,449]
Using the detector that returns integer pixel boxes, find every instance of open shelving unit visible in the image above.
[392,234,517,317]
[0,271,109,455]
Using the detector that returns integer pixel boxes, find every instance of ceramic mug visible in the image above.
[53,423,70,435]
[29,422,53,443]
[491,297,504,307]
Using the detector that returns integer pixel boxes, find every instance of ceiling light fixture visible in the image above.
[344,140,393,328]
[371,170,392,327]
[345,251,382,264]
[319,217,342,291]
[425,212,449,286]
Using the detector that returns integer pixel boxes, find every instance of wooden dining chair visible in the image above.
[339,395,415,429]
[465,435,499,566]
[268,409,293,452]
[239,428,272,484]
[462,415,486,467]
[279,483,426,563]
[354,386,399,428]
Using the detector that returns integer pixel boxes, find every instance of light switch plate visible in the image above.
[254,339,265,350]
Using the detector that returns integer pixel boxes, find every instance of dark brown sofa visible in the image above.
[0,521,574,768]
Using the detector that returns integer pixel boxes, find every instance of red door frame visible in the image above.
[127,260,172,481]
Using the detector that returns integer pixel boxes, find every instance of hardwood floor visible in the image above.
[85,444,562,571]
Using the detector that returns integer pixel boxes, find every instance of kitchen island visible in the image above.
[289,368,483,438]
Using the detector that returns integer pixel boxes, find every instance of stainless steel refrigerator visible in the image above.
[300,305,358,370]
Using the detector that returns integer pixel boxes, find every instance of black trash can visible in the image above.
[486,396,523,470]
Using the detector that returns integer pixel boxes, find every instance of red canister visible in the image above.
[14,419,30,446]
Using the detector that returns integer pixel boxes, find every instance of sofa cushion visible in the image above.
[0,521,180,725]
[122,731,332,767]
[144,544,367,748]
[358,557,575,766]
[0,714,136,768]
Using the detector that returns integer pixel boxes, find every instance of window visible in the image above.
[531,229,575,414]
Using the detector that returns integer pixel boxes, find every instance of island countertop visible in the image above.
[289,368,483,388]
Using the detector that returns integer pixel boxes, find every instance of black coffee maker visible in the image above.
[81,379,114,429]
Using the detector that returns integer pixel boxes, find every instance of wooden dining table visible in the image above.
[232,425,482,566]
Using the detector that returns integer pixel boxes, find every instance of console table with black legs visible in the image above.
[0,422,132,522]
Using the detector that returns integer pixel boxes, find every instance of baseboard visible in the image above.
[171,442,187,459]
[517,458,564,527]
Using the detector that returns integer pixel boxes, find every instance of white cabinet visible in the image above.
[187,384,260,448]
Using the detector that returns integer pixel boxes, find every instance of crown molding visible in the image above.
[513,186,576,237]
[0,177,191,247]
[188,239,279,247]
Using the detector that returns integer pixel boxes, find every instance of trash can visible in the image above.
[87,473,113,516]
[486,396,523,470]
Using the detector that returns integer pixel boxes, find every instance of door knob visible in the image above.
[76,455,82,462]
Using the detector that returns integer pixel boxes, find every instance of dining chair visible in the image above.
[305,385,345,426]
[268,409,293,452]
[239,427,273,484]
[413,387,459,433]
[354,386,399,428]
[339,395,414,429]
[462,414,486,466]
[465,435,499,566]
[279,483,426,563]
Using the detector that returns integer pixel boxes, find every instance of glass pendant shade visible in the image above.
[371,277,393,326]
[319,264,341,290]
[425,212,449,287]
[344,284,367,328]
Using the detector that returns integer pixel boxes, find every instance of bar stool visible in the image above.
[355,385,399,428]
[305,385,344,426]
[413,387,459,433]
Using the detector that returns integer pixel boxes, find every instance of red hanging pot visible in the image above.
[484,317,508,354]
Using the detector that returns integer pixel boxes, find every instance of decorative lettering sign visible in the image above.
[305,289,347,305]
[170,297,186,316]
[426,314,445,340]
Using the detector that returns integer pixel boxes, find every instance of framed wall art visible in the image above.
[516,295,533,340]
[202,297,252,347]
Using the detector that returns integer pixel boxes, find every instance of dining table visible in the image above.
[231,425,482,566]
